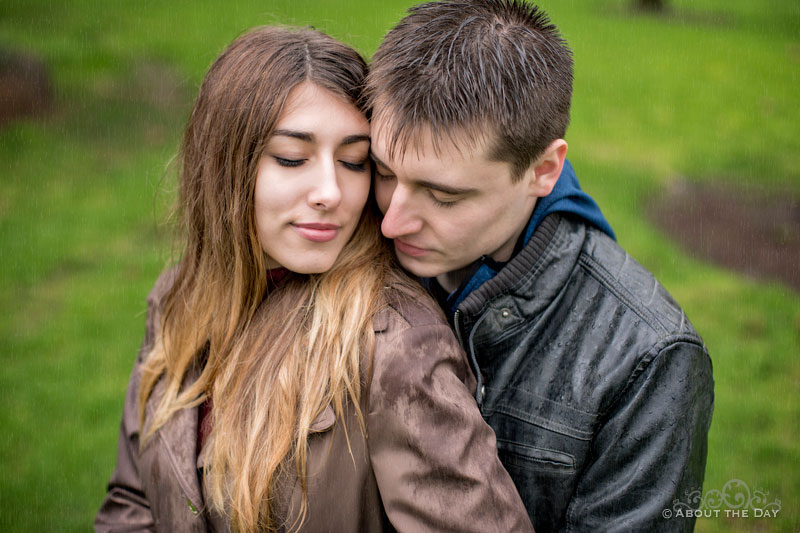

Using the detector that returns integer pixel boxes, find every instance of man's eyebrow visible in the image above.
[415,179,476,196]
[371,150,475,194]
[370,150,391,170]
[371,151,475,195]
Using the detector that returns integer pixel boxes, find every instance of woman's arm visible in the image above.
[95,273,171,532]
[367,309,534,533]
[94,358,156,532]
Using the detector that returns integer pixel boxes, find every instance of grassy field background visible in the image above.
[1,0,798,531]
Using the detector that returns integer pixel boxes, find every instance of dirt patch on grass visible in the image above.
[0,48,53,125]
[648,180,800,291]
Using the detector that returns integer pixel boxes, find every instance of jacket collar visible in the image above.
[428,161,614,319]
[522,159,615,243]
[455,214,586,331]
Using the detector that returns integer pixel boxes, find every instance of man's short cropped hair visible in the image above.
[366,0,573,180]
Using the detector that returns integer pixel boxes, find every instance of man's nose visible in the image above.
[380,186,423,239]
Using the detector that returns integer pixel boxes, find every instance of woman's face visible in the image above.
[254,82,371,274]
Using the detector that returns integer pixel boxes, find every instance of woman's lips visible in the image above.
[293,223,340,243]
[394,239,429,257]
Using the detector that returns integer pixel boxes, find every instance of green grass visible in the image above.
[1,1,798,531]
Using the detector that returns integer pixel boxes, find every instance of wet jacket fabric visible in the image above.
[95,271,534,532]
[448,213,714,532]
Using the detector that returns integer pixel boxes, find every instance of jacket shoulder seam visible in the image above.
[578,253,671,336]
[598,334,708,420]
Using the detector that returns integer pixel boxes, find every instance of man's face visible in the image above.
[372,124,539,290]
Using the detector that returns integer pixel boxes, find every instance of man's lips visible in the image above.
[394,238,429,257]
[293,223,340,243]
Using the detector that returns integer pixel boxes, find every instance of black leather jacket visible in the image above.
[450,214,714,532]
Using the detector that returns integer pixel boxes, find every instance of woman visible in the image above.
[95,26,532,532]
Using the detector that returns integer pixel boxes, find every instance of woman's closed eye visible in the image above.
[341,160,369,172]
[274,156,306,168]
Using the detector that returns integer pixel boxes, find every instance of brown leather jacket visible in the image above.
[95,272,534,532]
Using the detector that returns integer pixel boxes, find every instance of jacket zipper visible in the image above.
[453,309,465,347]
[455,309,486,409]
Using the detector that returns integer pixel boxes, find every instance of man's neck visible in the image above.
[436,201,538,293]
[436,265,473,293]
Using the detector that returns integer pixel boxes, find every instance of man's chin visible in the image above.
[394,252,444,279]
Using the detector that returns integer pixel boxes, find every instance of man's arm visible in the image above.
[565,338,713,532]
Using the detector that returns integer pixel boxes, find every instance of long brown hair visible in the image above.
[138,26,395,531]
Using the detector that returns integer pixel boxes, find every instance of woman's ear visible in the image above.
[524,139,568,198]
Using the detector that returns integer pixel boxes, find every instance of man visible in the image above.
[366,1,714,531]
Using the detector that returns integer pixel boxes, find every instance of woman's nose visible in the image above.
[307,159,342,210]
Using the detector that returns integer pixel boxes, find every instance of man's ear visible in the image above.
[524,139,568,198]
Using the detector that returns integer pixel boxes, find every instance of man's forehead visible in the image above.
[371,129,517,197]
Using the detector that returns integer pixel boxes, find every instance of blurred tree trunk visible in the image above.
[636,0,666,11]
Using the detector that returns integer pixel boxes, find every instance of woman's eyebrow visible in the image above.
[270,131,369,146]
[342,134,370,146]
[272,129,313,142]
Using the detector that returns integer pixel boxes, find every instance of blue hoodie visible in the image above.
[428,159,615,317]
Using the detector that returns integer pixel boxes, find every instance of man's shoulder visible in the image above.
[533,219,709,411]
[490,216,708,408]
[481,219,713,533]
[502,214,699,343]
[576,223,698,340]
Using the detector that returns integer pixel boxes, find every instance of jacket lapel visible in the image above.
[157,401,204,514]
[147,367,205,516]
